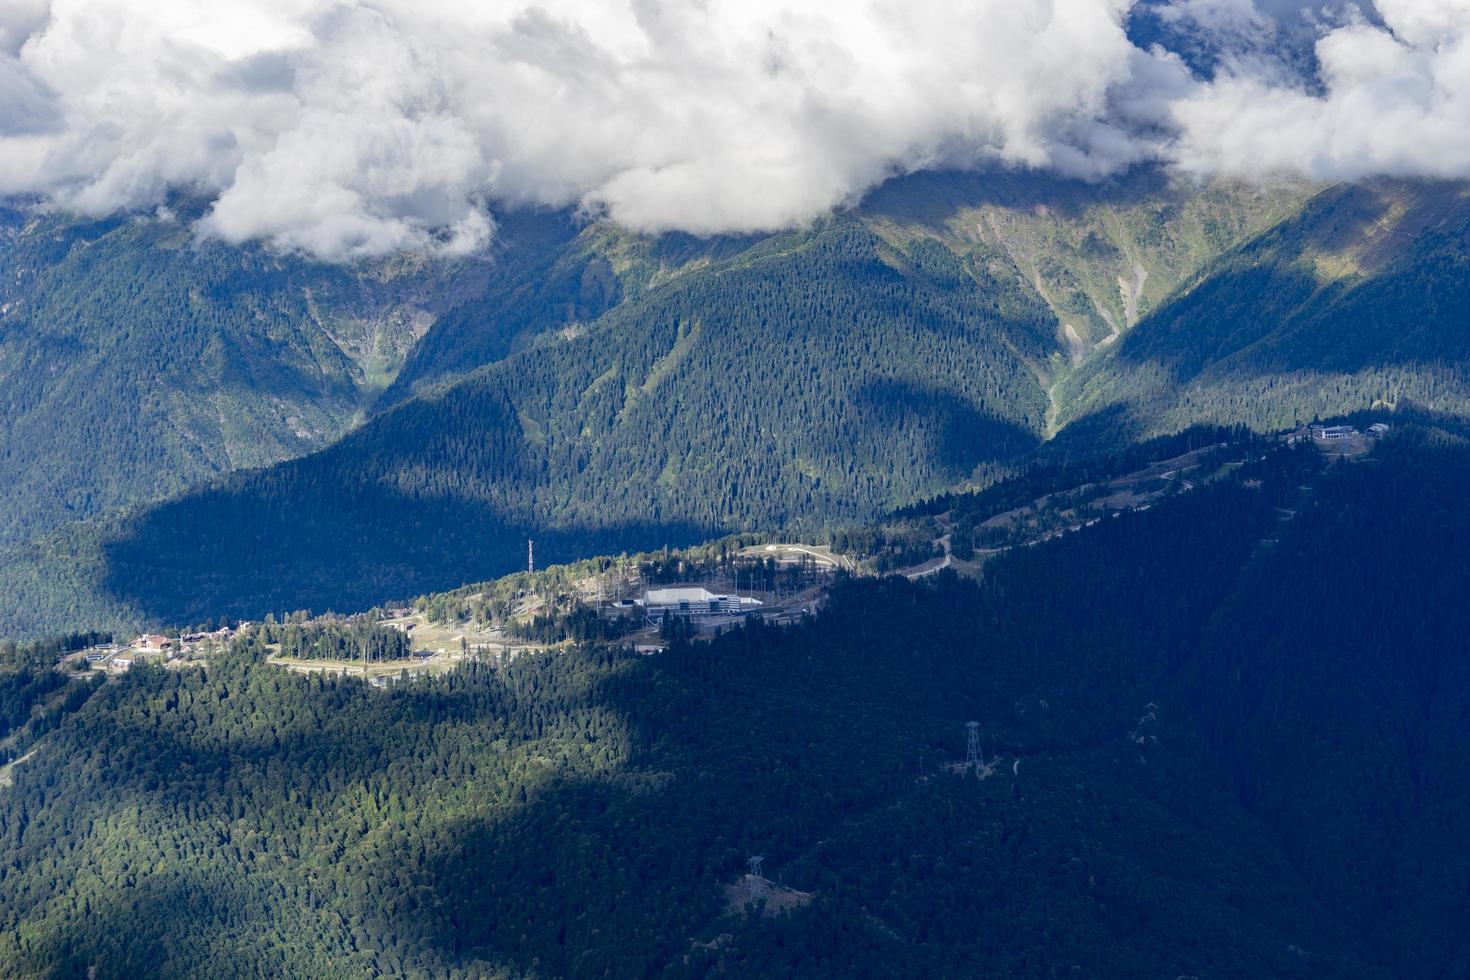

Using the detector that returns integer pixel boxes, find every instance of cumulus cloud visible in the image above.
[1170,0,1470,180]
[0,0,1467,259]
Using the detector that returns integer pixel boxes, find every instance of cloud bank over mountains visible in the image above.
[0,0,1465,259]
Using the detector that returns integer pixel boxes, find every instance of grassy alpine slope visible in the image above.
[1054,180,1470,443]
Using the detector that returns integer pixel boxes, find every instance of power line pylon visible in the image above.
[747,855,767,901]
[966,721,983,772]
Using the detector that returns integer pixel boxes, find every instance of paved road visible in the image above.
[903,553,952,580]
[747,543,856,572]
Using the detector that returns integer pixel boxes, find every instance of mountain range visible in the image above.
[5,7,1470,978]
[2,157,1470,980]
[6,170,1469,637]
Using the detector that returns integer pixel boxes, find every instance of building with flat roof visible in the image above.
[639,586,763,618]
[1309,424,1357,441]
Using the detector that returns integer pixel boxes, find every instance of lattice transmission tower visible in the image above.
[747,855,768,901]
[966,721,983,771]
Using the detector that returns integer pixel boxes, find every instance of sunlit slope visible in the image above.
[859,169,1313,361]
[382,169,1314,412]
[1054,181,1470,442]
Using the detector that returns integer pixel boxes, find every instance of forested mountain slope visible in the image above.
[379,220,760,406]
[1,434,1465,977]
[0,201,499,546]
[388,169,1312,407]
[1055,181,1470,443]
[84,218,1059,627]
[0,171,1313,637]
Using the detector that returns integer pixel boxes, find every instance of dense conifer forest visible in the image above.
[0,170,1321,638]
[2,217,1059,633]
[2,433,1466,977]
[4,12,1470,977]
[0,202,504,549]
[1057,182,1470,441]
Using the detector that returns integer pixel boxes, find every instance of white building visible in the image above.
[639,586,763,618]
[1309,424,1357,441]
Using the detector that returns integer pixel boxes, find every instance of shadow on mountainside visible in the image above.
[92,372,1044,628]
[18,441,1470,976]
[1105,182,1470,383]
[858,166,1174,228]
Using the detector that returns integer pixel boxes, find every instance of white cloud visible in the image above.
[0,0,1468,259]
[1170,1,1470,180]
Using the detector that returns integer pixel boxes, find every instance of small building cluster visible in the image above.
[181,626,236,644]
[1300,421,1390,444]
[67,624,250,672]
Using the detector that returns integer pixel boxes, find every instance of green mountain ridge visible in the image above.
[0,201,496,546]
[85,215,1056,627]
[2,433,1466,976]
[1054,180,1470,442]
[4,172,1467,639]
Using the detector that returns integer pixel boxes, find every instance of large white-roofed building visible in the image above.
[639,586,763,619]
